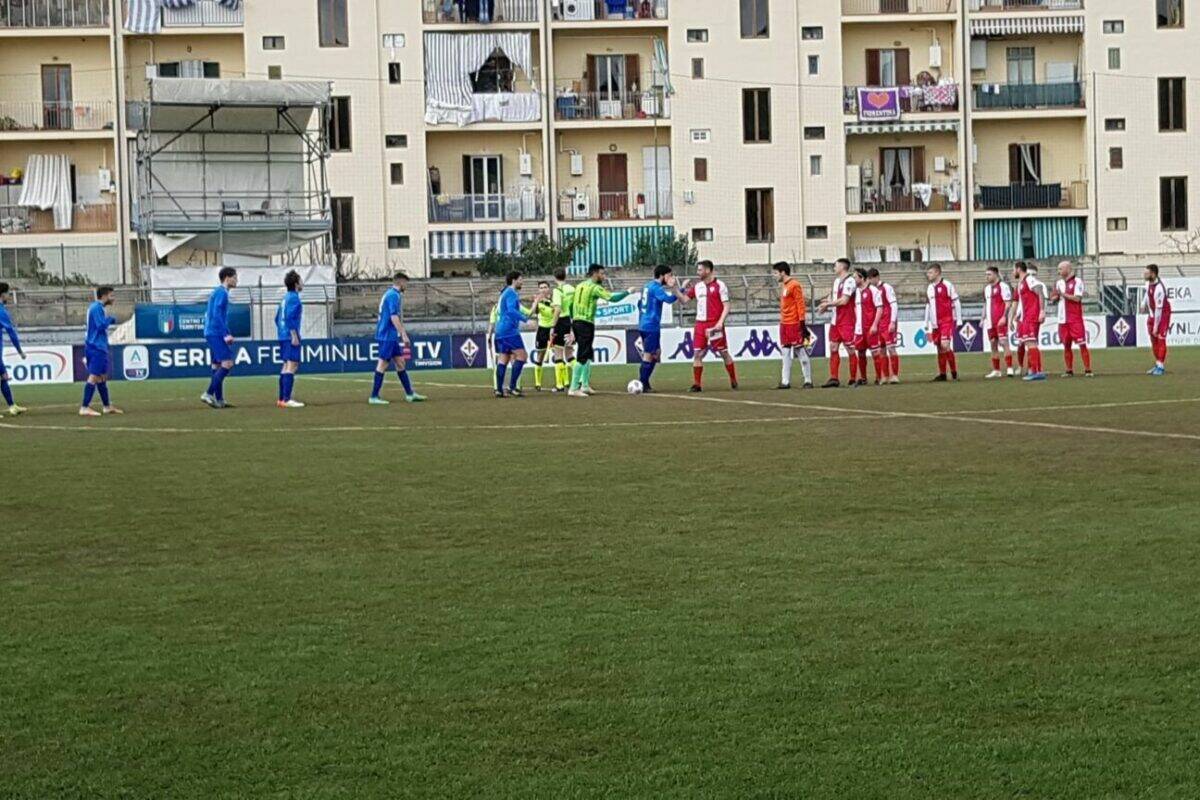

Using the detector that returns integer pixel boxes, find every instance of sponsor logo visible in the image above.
[592,333,624,364]
[459,337,480,366]
[958,322,978,348]
[122,345,150,381]
[3,346,73,385]
[914,328,929,349]
[1111,316,1131,345]
[158,308,175,335]
[735,329,781,358]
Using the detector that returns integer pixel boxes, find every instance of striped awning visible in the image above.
[971,15,1085,37]
[846,120,959,135]
[558,225,676,271]
[428,228,543,260]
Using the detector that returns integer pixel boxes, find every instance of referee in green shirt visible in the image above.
[569,264,629,397]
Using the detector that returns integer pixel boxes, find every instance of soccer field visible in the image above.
[3,348,1199,799]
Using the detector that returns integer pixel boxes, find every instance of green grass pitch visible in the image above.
[2,348,1199,799]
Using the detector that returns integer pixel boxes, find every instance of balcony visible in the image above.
[0,0,109,28]
[843,0,958,16]
[0,100,114,133]
[847,183,963,215]
[843,83,960,116]
[972,81,1084,111]
[554,83,670,122]
[422,0,539,24]
[556,188,673,222]
[974,181,1088,210]
[429,188,546,224]
[160,0,243,28]
[553,0,668,22]
[0,202,116,235]
[970,0,1083,11]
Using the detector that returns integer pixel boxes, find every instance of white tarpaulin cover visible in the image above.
[150,229,328,259]
[149,78,329,108]
[424,32,536,126]
[148,264,336,303]
[18,154,73,231]
[126,0,242,35]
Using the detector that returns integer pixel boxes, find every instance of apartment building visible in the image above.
[0,0,1195,282]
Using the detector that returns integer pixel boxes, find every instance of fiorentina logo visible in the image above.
[459,337,480,366]
[958,322,978,347]
[1112,317,1131,345]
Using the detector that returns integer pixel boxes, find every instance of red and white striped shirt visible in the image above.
[687,278,730,324]
[925,279,962,329]
[983,281,1013,330]
[1145,280,1172,334]
[1055,275,1085,325]
[877,282,898,331]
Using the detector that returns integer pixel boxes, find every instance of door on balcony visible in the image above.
[588,53,639,119]
[866,48,910,88]
[1008,143,1042,185]
[598,153,629,219]
[463,155,503,221]
[1006,47,1035,85]
[641,146,672,218]
[41,65,73,131]
[879,146,925,209]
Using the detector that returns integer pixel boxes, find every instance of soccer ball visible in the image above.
[626,379,644,395]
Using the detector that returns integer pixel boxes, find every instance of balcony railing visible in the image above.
[160,0,243,27]
[557,189,673,222]
[847,183,963,214]
[975,182,1092,210]
[429,189,546,224]
[0,101,115,132]
[554,83,670,121]
[0,0,108,27]
[970,0,1083,11]
[0,202,117,235]
[842,0,958,15]
[554,0,669,21]
[843,83,960,115]
[422,0,540,24]
[973,81,1084,111]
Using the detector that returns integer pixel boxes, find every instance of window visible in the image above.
[390,163,404,185]
[1109,147,1124,169]
[154,61,220,78]
[318,0,348,47]
[807,55,819,75]
[742,88,771,143]
[326,96,351,152]
[865,47,910,87]
[387,235,410,250]
[382,33,405,49]
[801,26,823,40]
[1159,77,1186,131]
[803,126,825,140]
[1009,143,1042,185]
[331,197,355,253]
[694,158,708,182]
[267,65,282,80]
[692,228,714,242]
[1105,117,1126,131]
[203,62,220,78]
[691,58,705,79]
[810,154,822,176]
[690,129,711,143]
[1161,176,1188,231]
[1158,0,1184,28]
[471,51,514,93]
[1020,219,1036,259]
[806,225,828,240]
[740,0,769,39]
[1108,47,1122,70]
[1107,217,1129,231]
[388,63,402,84]
[686,29,708,43]
[385,134,408,148]
[1103,20,1125,33]
[263,35,285,50]
[745,188,774,243]
[1007,47,1035,85]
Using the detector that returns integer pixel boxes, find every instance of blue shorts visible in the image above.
[85,346,109,377]
[494,334,525,355]
[377,338,404,361]
[279,341,302,363]
[639,329,662,356]
[206,335,233,364]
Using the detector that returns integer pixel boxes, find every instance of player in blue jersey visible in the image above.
[369,271,426,405]
[275,269,305,409]
[0,282,28,416]
[201,266,238,409]
[493,270,543,398]
[636,264,683,393]
[79,286,122,417]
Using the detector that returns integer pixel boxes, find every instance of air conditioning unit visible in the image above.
[562,0,595,20]
[573,193,592,220]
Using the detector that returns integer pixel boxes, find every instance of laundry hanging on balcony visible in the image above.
[424,32,536,126]
[17,154,73,231]
[652,37,674,96]
[125,0,242,35]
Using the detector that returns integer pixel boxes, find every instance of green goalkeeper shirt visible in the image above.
[572,280,615,324]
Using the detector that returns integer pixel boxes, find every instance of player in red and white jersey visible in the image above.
[681,260,738,392]
[817,257,859,388]
[982,266,1015,379]
[1140,263,1172,375]
[872,269,901,383]
[924,263,961,381]
[1051,260,1093,378]
[1013,261,1048,381]
[852,269,875,386]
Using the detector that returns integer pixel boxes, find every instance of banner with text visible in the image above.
[2,345,75,385]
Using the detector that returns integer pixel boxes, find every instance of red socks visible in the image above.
[1064,346,1074,372]
[693,366,703,387]
[1080,346,1091,372]
[849,352,860,383]
[1005,354,1013,370]
[725,362,738,386]
[890,352,900,377]
[1017,343,1026,369]
[1029,347,1042,373]
[946,351,957,375]
[992,356,1001,371]
[830,351,841,380]
[936,351,947,375]
[857,352,868,381]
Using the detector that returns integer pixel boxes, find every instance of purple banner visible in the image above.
[451,333,488,369]
[857,87,901,121]
[954,321,986,353]
[1107,315,1137,348]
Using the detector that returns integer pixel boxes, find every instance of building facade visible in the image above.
[0,0,1195,281]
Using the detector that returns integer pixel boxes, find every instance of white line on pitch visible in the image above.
[924,397,1200,416]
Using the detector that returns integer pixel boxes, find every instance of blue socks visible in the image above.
[82,383,96,408]
[97,383,110,407]
[0,379,12,407]
[207,366,230,400]
[639,360,655,388]
[371,370,386,398]
[397,369,413,396]
[509,360,524,390]
[496,363,507,392]
[279,373,295,401]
